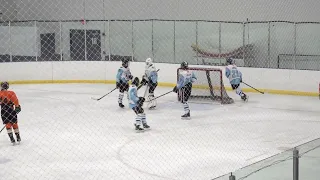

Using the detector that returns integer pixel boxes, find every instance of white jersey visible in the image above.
[144,64,158,83]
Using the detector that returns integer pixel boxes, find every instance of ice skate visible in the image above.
[135,124,144,132]
[15,133,21,142]
[119,103,125,108]
[181,112,191,120]
[143,123,150,129]
[9,134,16,145]
[147,95,157,110]
[241,94,248,102]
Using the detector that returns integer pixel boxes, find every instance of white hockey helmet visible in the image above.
[145,58,152,66]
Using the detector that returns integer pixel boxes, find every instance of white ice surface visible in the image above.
[1,84,320,180]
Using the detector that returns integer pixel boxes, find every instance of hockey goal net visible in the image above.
[177,67,234,104]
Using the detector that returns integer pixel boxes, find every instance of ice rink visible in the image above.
[1,84,320,180]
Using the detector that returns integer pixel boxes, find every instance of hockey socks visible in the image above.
[236,88,244,97]
[14,128,21,142]
[148,94,156,109]
[8,132,15,143]
[118,92,124,103]
[140,113,146,124]
[135,113,150,131]
[134,113,143,131]
[236,87,248,101]
[140,113,150,128]
[183,102,190,114]
[182,102,191,119]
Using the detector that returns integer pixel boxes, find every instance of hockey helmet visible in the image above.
[226,58,234,65]
[1,81,9,90]
[145,58,152,66]
[122,59,129,68]
[180,61,188,69]
[132,77,139,87]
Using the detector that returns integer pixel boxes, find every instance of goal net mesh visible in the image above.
[177,67,234,104]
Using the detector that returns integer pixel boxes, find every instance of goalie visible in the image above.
[140,58,158,109]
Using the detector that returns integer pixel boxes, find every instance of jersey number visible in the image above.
[231,69,239,78]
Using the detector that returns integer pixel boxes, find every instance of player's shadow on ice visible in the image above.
[0,158,11,164]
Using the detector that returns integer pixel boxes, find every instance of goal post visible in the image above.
[177,67,234,104]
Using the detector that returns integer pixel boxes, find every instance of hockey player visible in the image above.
[140,58,158,109]
[225,58,248,101]
[0,82,22,144]
[116,59,133,108]
[172,61,197,119]
[128,77,150,132]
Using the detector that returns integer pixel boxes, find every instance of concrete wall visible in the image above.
[10,0,320,22]
[0,61,318,96]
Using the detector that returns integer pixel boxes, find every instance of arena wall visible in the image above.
[0,61,318,96]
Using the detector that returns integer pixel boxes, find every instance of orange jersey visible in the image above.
[0,90,20,108]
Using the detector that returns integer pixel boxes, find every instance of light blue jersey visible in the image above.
[116,67,132,83]
[128,85,139,109]
[177,70,197,89]
[145,64,158,83]
[225,65,242,85]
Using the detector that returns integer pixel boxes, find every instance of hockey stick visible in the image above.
[91,87,117,101]
[242,82,264,94]
[146,90,173,102]
[0,125,5,133]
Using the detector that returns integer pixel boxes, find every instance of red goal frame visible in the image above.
[176,67,234,104]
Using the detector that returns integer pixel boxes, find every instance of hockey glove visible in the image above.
[148,81,156,87]
[140,78,148,86]
[15,106,21,114]
[116,82,121,89]
[173,86,178,93]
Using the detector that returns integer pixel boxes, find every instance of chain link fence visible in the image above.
[2,19,320,70]
[0,1,320,70]
[1,1,320,180]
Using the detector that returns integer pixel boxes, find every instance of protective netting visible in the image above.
[1,1,320,180]
[0,1,319,69]
[177,67,234,104]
